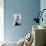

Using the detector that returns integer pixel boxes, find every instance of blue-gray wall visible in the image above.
[40,0,46,27]
[4,0,40,42]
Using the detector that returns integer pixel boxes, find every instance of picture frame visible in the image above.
[13,14,21,26]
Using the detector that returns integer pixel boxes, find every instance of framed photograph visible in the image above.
[13,14,21,26]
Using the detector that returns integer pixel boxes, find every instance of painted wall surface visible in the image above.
[40,0,46,26]
[4,0,40,42]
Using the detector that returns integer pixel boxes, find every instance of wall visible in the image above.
[4,0,40,42]
[40,0,46,26]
